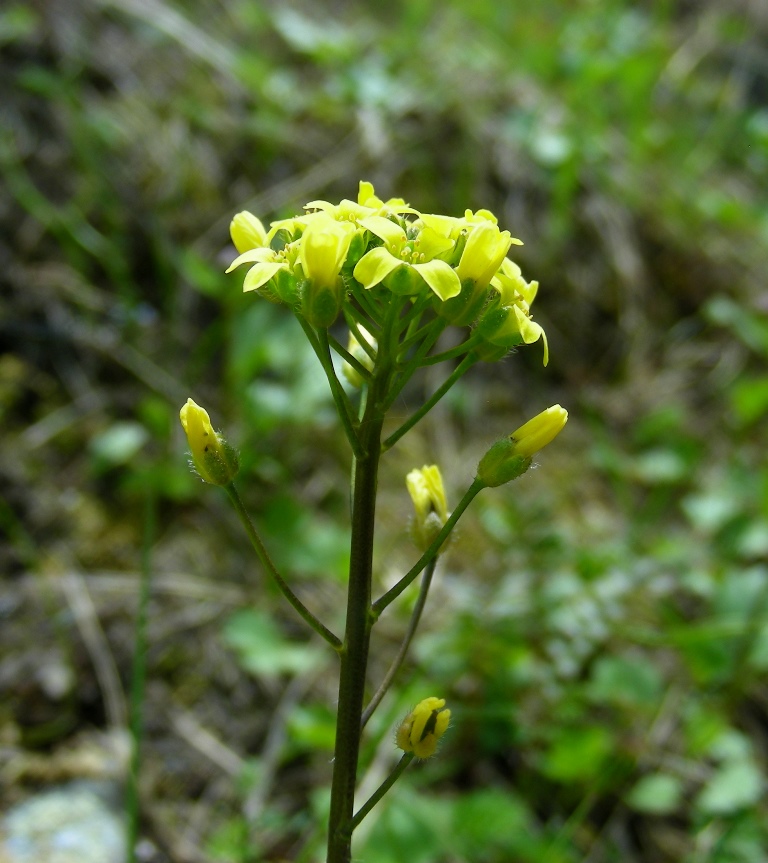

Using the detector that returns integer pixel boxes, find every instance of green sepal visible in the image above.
[437,278,489,326]
[302,279,343,328]
[476,438,531,487]
[199,439,240,486]
[383,264,422,296]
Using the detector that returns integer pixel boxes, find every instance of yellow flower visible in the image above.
[353,216,461,300]
[396,697,451,759]
[226,247,291,294]
[179,398,239,486]
[406,465,449,551]
[230,211,268,253]
[304,181,419,223]
[297,216,358,327]
[298,216,357,288]
[476,405,567,487]
[455,221,518,288]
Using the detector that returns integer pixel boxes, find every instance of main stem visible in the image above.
[326,374,388,863]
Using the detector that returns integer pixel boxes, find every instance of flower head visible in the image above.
[179,398,239,486]
[396,697,451,759]
[353,216,460,300]
[406,465,449,551]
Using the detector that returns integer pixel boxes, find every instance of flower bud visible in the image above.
[179,398,239,486]
[230,211,268,253]
[476,405,567,487]
[406,465,449,551]
[298,218,357,327]
[396,697,451,759]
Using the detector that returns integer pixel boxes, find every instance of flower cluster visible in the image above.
[227,181,548,363]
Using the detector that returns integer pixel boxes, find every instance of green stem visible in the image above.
[326,380,388,862]
[419,333,482,365]
[225,484,342,650]
[297,316,364,460]
[373,479,485,616]
[328,332,372,384]
[382,353,478,452]
[361,558,438,728]
[350,753,415,831]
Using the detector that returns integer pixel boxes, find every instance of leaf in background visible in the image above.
[222,609,320,678]
[626,773,683,815]
[695,759,764,815]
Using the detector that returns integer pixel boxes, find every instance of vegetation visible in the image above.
[2,0,767,861]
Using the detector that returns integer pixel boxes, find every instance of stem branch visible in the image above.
[226,484,342,650]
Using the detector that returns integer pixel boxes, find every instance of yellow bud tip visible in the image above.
[179,398,215,450]
[510,404,568,458]
[406,465,449,551]
[179,398,239,486]
[396,697,451,759]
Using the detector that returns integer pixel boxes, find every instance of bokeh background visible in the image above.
[3,0,768,860]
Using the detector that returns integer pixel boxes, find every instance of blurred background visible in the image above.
[2,0,768,860]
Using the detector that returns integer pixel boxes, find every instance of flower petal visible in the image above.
[226,248,276,273]
[353,247,403,289]
[411,260,462,300]
[243,262,288,292]
[359,216,407,248]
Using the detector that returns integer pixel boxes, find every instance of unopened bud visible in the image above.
[396,697,451,759]
[179,398,239,486]
[476,405,567,487]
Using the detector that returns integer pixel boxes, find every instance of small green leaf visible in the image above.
[626,773,682,814]
[695,760,764,815]
[223,609,320,678]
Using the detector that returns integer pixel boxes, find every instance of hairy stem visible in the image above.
[226,484,342,650]
[382,353,478,452]
[350,753,415,831]
[361,558,438,728]
[373,479,484,616]
[326,344,394,862]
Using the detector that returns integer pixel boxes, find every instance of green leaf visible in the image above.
[540,725,614,782]
[626,773,682,814]
[695,760,764,815]
[587,655,663,709]
[222,609,320,678]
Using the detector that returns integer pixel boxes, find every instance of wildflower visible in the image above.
[353,216,461,300]
[476,405,568,487]
[406,465,449,551]
[299,216,358,327]
[179,398,239,486]
[305,180,419,224]
[396,697,451,759]
[455,221,517,288]
[226,247,291,296]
